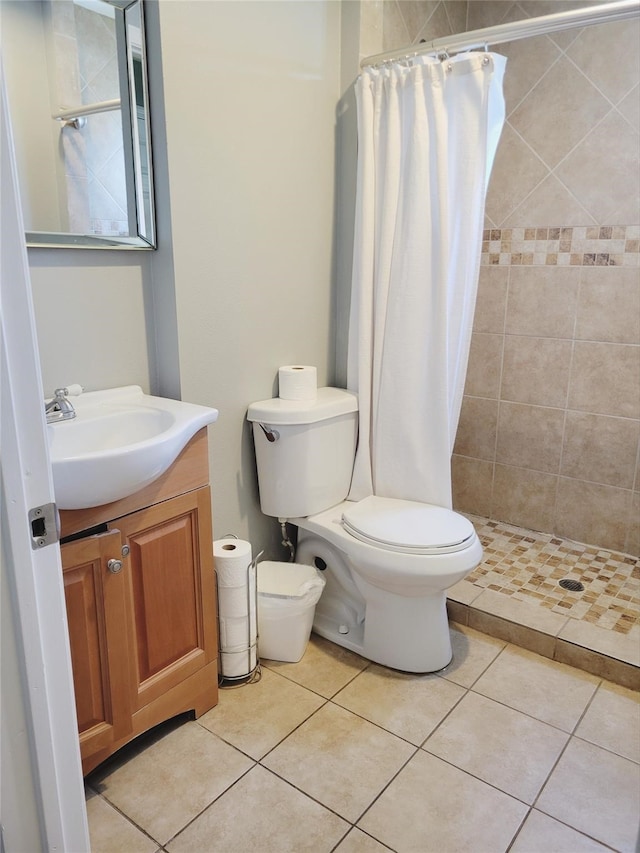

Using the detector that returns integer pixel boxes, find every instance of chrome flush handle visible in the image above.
[259,423,280,443]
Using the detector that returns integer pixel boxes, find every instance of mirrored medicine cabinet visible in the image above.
[2,0,155,249]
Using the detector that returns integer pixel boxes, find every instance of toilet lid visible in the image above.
[342,496,475,555]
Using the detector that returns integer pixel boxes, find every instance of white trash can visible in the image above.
[257,561,325,662]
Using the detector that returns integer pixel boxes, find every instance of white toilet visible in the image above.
[247,387,483,672]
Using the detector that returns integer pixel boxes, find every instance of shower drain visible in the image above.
[558,578,585,592]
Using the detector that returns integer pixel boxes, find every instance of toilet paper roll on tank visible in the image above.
[278,365,317,401]
[214,538,257,679]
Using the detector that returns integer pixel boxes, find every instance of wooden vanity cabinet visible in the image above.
[117,487,217,714]
[60,429,219,776]
[61,530,133,760]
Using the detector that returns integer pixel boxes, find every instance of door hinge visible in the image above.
[28,502,60,550]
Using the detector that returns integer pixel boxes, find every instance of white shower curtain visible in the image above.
[347,51,506,509]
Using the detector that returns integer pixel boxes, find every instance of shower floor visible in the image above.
[469,516,639,634]
[448,515,639,690]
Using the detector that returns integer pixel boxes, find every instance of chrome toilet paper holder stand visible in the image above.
[217,536,263,687]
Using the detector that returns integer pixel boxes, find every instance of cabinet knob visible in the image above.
[107,559,123,574]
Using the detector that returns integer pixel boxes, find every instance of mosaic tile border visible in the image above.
[467,517,640,635]
[481,225,640,267]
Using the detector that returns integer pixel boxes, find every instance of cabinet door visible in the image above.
[117,487,217,711]
[61,530,132,761]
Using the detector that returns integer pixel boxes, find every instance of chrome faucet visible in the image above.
[45,388,77,423]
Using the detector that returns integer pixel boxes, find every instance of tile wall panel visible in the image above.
[378,1,640,554]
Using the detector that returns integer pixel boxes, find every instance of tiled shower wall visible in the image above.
[373,1,640,556]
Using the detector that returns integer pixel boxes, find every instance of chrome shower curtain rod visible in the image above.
[360,0,640,68]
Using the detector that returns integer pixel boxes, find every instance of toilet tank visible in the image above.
[247,388,358,519]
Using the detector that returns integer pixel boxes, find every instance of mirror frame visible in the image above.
[22,0,156,250]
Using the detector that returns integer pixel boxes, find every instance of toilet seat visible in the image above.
[341,496,475,555]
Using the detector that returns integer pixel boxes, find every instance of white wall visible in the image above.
[158,0,343,550]
[29,251,155,397]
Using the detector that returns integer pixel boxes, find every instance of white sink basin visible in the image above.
[48,385,219,510]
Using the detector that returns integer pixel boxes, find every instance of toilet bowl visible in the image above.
[247,387,483,673]
[293,498,482,672]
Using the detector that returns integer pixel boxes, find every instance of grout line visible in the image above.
[326,675,471,752]
[445,630,507,691]
[256,696,333,762]
[495,120,597,228]
[489,261,510,517]
[346,742,422,829]
[160,759,258,848]
[562,47,636,114]
[442,0,456,39]
[504,807,531,853]
[330,826,396,852]
[553,266,581,521]
[547,109,621,217]
[252,763,357,826]
[87,787,164,849]
[464,663,591,738]
[503,31,562,119]
[259,658,373,702]
[416,743,542,810]
[505,808,621,853]
[529,739,578,812]
[417,680,473,747]
[392,0,413,46]
[571,730,640,767]
[614,93,640,134]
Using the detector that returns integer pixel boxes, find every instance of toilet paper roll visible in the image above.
[214,539,253,587]
[214,538,258,679]
[218,585,254,619]
[278,365,317,401]
[220,614,257,651]
[220,647,258,679]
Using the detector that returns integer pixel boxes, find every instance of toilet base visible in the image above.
[312,611,365,657]
[295,509,480,673]
[364,582,453,672]
[312,586,453,673]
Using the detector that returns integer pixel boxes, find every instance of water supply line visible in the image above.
[279,519,295,561]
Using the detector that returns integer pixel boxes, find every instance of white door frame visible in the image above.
[1,67,89,851]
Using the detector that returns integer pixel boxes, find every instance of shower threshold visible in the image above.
[447,515,639,690]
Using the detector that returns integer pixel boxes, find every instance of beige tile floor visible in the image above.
[86,630,640,853]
